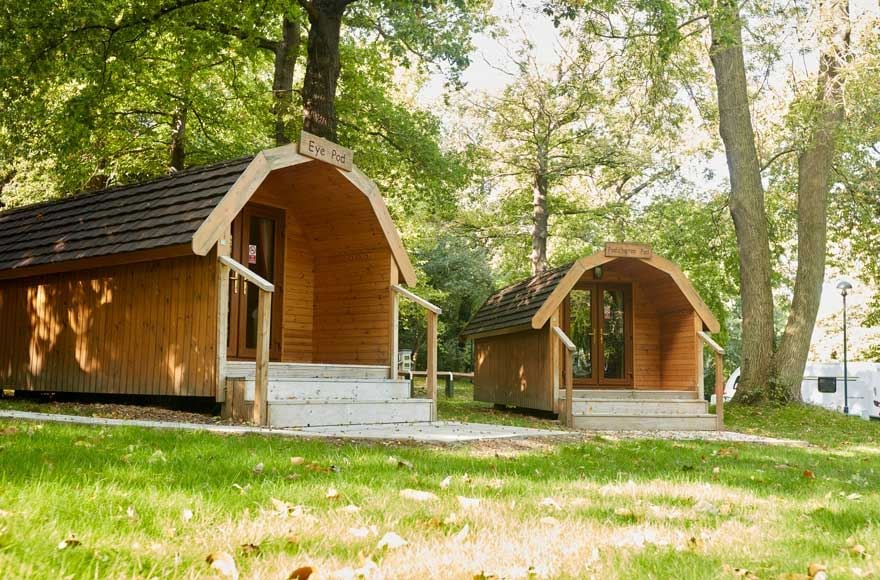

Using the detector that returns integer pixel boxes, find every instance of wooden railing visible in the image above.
[553,326,577,427]
[219,255,274,426]
[698,330,725,432]
[392,284,441,421]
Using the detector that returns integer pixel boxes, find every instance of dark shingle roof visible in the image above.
[463,263,572,337]
[0,156,253,272]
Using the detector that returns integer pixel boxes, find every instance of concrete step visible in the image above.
[268,398,434,428]
[572,413,717,431]
[227,362,390,380]
[572,389,698,401]
[573,399,708,416]
[241,378,410,402]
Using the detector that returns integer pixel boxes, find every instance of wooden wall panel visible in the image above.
[0,255,218,397]
[659,310,699,389]
[313,249,392,365]
[473,328,553,411]
[632,282,662,387]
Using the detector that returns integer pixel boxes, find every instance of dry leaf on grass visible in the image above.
[288,566,314,580]
[252,463,265,475]
[240,543,261,555]
[453,524,470,542]
[338,504,360,513]
[290,456,305,465]
[377,531,407,550]
[440,475,453,489]
[182,508,194,522]
[400,489,438,502]
[206,551,239,579]
[803,470,816,479]
[326,488,340,500]
[539,497,562,510]
[57,535,81,550]
[458,496,481,509]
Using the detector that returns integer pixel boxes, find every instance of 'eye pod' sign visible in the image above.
[298,130,354,172]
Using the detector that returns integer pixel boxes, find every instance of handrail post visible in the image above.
[254,288,271,427]
[426,310,438,421]
[714,350,724,431]
[552,326,577,427]
[697,331,725,432]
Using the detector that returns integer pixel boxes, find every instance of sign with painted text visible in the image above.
[298,131,353,171]
[604,242,653,259]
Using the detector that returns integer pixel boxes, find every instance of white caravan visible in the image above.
[718,362,880,420]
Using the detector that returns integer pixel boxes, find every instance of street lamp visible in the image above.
[836,279,853,415]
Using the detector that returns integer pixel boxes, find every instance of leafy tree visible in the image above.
[546,0,865,403]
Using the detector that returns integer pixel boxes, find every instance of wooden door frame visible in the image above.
[228,203,285,361]
[564,282,634,388]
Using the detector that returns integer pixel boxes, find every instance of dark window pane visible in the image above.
[570,289,593,379]
[245,216,275,350]
[602,289,625,379]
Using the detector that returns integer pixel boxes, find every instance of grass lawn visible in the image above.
[1,398,878,579]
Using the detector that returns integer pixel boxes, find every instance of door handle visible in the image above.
[230,271,239,294]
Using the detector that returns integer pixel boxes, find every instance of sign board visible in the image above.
[248,244,257,265]
[298,130,353,171]
[817,376,837,393]
[605,242,653,259]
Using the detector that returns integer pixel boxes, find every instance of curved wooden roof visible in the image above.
[463,248,720,338]
[0,144,417,285]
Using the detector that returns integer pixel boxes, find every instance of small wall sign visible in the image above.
[248,244,257,265]
[298,130,354,171]
[605,242,653,259]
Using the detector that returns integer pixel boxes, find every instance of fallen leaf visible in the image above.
[206,551,239,579]
[240,543,260,555]
[288,566,314,580]
[397,458,414,470]
[338,504,360,513]
[440,476,453,489]
[808,563,827,579]
[252,463,265,475]
[271,497,292,515]
[126,506,138,520]
[57,535,81,550]
[614,507,634,517]
[377,531,407,550]
[348,527,370,538]
[694,499,718,515]
[850,544,867,557]
[181,508,194,522]
[400,489,438,502]
[539,497,562,511]
[453,524,469,542]
[846,493,863,501]
[290,456,305,465]
[74,440,94,448]
[803,470,816,479]
[712,466,721,475]
[326,488,340,500]
[458,496,481,509]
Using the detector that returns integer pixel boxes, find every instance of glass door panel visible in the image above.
[600,288,626,381]
[243,216,276,350]
[569,289,594,381]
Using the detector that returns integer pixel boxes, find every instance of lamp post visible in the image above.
[836,280,853,415]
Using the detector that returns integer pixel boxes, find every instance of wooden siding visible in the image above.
[473,328,553,411]
[248,165,393,366]
[313,250,392,365]
[0,254,218,396]
[632,281,662,387]
[659,310,699,389]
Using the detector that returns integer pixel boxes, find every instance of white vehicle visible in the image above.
[717,363,880,420]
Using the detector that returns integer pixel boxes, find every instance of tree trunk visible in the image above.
[273,17,301,146]
[772,0,849,400]
[169,104,187,171]
[300,0,352,142]
[709,0,776,403]
[531,144,550,275]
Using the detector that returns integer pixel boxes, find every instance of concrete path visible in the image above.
[0,410,571,443]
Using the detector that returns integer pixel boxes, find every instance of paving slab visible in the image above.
[0,410,571,442]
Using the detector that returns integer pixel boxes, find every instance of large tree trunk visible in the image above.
[531,145,550,275]
[709,0,776,403]
[772,0,850,400]
[169,103,187,171]
[299,0,354,142]
[273,17,301,146]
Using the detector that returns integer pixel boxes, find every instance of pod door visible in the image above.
[564,284,633,387]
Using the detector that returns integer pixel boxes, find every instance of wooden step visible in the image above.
[268,398,433,428]
[226,362,390,380]
[572,389,698,401]
[573,399,708,416]
[241,378,410,402]
[572,413,717,431]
